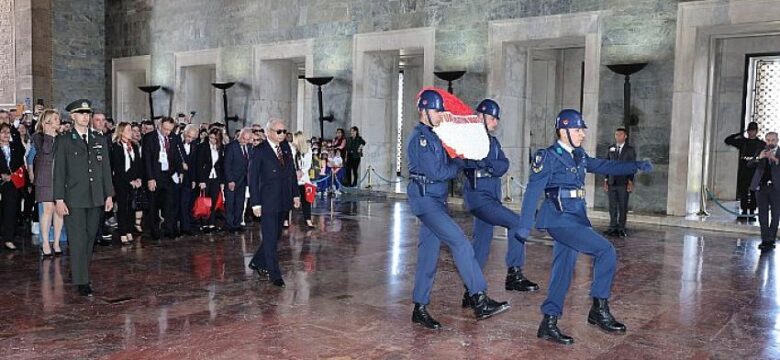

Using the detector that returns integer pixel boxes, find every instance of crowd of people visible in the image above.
[0,101,367,287]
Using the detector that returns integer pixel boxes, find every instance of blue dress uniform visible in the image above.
[518,109,652,345]
[409,90,509,330]
[461,99,538,308]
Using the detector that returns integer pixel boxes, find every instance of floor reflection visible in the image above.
[2,197,779,359]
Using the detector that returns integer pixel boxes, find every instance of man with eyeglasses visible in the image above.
[248,119,301,288]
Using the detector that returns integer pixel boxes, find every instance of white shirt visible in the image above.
[158,131,169,171]
[209,144,219,179]
[122,142,134,171]
[184,142,191,155]
[556,140,574,155]
[615,142,625,156]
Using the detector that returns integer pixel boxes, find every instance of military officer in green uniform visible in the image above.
[54,99,114,297]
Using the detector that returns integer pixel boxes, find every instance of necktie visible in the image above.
[276,145,284,165]
[163,136,169,151]
[617,145,621,157]
[242,145,248,159]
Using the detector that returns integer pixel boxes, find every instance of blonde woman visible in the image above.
[110,123,143,244]
[30,110,63,256]
[292,131,314,228]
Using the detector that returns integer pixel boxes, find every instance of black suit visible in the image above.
[195,142,224,226]
[604,143,636,232]
[748,149,780,243]
[0,141,25,244]
[110,141,142,237]
[223,140,250,230]
[248,141,300,281]
[142,131,182,237]
[177,139,199,232]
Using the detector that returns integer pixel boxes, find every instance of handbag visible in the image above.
[304,183,317,204]
[215,190,225,213]
[192,190,212,219]
[129,187,149,211]
[10,167,26,189]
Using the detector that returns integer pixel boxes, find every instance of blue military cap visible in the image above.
[555,109,587,129]
[476,99,500,120]
[417,90,445,112]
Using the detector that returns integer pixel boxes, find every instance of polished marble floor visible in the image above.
[0,195,778,359]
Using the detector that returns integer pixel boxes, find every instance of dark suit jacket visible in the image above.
[605,143,636,185]
[142,131,182,182]
[223,140,250,186]
[195,142,224,184]
[178,139,199,187]
[248,140,299,213]
[748,148,780,191]
[0,141,25,175]
[110,141,143,188]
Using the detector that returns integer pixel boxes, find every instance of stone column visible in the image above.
[360,51,399,185]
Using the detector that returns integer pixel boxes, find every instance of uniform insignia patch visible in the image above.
[556,147,563,155]
[532,150,545,173]
[71,133,77,140]
[419,136,427,147]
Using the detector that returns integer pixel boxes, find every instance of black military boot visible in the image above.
[412,303,442,330]
[471,291,510,320]
[505,267,540,292]
[537,314,574,345]
[587,298,627,333]
[461,289,472,308]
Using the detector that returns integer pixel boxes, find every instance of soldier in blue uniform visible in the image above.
[460,99,538,308]
[409,90,510,329]
[518,109,653,345]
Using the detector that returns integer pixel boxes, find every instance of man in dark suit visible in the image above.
[142,117,182,240]
[748,131,780,251]
[223,127,253,233]
[177,124,200,236]
[603,128,636,237]
[248,119,300,288]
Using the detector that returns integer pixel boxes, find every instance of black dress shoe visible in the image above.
[412,303,441,329]
[617,229,627,238]
[587,298,626,333]
[471,291,510,320]
[181,230,195,237]
[604,229,616,236]
[506,267,540,292]
[96,239,112,246]
[272,278,286,288]
[538,314,574,345]
[248,263,269,280]
[77,284,94,297]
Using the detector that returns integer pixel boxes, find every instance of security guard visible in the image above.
[54,99,114,297]
[409,89,510,329]
[724,121,765,220]
[460,99,538,308]
[518,109,652,345]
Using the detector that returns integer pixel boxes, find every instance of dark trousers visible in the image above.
[65,206,102,285]
[250,209,286,281]
[411,198,487,305]
[543,226,617,316]
[345,157,361,187]
[147,175,177,237]
[179,182,196,232]
[225,182,246,230]
[297,185,311,221]
[115,183,133,236]
[470,201,526,269]
[0,183,20,243]
[607,184,630,231]
[757,185,780,242]
[738,189,757,214]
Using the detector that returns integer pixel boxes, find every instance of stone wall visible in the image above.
[51,0,105,112]
[102,0,695,213]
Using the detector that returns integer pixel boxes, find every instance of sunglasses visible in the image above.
[273,129,287,135]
